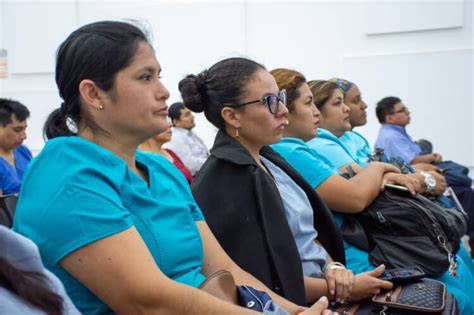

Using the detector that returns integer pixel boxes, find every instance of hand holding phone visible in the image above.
[384,183,410,192]
[379,266,425,283]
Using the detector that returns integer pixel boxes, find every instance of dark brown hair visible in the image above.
[0,257,63,314]
[179,57,265,130]
[44,21,150,139]
[376,96,402,123]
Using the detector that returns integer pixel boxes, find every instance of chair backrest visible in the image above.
[0,195,18,228]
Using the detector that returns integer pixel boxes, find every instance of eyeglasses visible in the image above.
[390,106,409,115]
[232,90,287,114]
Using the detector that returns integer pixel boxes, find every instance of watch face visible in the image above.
[427,177,436,186]
[425,174,436,190]
[421,172,436,192]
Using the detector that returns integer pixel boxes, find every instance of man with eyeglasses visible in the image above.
[374,96,443,165]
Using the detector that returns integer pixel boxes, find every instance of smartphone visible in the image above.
[384,183,410,192]
[379,266,426,283]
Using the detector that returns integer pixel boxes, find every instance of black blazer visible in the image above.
[192,131,345,305]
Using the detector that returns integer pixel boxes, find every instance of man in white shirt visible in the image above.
[166,102,209,176]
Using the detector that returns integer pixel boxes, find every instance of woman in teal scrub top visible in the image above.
[13,21,331,315]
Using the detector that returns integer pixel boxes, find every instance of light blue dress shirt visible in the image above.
[374,124,421,163]
[261,156,327,278]
[272,138,373,274]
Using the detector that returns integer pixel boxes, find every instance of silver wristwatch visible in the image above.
[420,172,436,194]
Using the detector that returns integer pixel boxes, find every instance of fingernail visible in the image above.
[330,290,335,295]
[318,296,328,303]
[341,300,345,304]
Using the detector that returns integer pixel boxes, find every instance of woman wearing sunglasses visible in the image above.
[183,57,393,306]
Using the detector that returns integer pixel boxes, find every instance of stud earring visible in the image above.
[99,105,104,110]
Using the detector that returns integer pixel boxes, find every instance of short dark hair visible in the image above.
[179,57,265,130]
[168,102,186,121]
[0,98,30,127]
[43,21,150,139]
[376,96,401,123]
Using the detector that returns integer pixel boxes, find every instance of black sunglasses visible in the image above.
[232,90,287,114]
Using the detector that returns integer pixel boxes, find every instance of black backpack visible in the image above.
[343,189,466,278]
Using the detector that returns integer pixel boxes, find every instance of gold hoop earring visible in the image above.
[235,128,240,138]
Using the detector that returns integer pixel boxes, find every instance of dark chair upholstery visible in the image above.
[0,195,18,228]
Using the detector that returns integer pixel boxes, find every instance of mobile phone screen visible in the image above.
[379,266,425,283]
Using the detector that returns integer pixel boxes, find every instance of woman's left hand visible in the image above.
[325,267,355,304]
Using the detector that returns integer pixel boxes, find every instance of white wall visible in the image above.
[1,0,473,170]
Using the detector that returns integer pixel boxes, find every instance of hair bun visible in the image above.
[195,71,208,96]
[178,73,208,113]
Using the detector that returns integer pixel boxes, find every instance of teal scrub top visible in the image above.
[307,129,356,170]
[272,138,334,189]
[307,129,371,170]
[13,136,206,315]
[340,131,371,167]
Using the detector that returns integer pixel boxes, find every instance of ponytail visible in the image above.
[43,108,74,140]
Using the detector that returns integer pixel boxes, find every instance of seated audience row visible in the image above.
[12,21,333,315]
[185,58,393,305]
[6,19,472,315]
[305,79,474,272]
[298,77,474,313]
